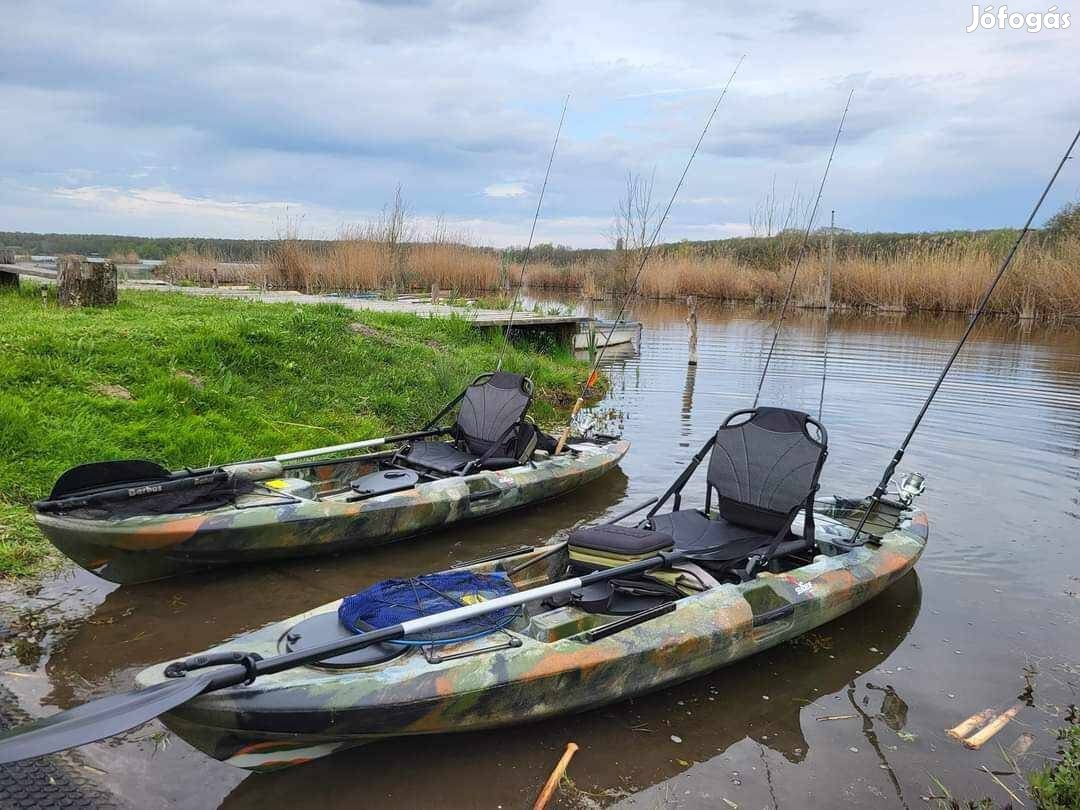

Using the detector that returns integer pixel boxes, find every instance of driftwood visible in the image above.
[533,742,579,810]
[56,255,117,307]
[947,708,996,740]
[963,706,1021,750]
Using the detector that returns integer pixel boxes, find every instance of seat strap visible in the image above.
[745,486,819,579]
[462,421,525,474]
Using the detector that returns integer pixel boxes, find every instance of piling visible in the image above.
[56,255,117,307]
[686,295,698,365]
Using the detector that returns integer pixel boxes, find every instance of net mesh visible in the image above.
[338,570,520,646]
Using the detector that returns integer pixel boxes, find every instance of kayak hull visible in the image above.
[137,503,928,771]
[36,440,629,584]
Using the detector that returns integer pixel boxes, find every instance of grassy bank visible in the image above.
[0,285,591,579]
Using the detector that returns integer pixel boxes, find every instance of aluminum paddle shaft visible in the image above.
[850,125,1080,543]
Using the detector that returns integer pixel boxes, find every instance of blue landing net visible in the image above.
[338,570,520,646]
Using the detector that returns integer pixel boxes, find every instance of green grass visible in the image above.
[1029,725,1080,809]
[0,285,593,578]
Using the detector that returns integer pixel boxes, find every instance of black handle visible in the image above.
[165,650,262,679]
[468,488,502,502]
[752,604,795,627]
[584,602,677,642]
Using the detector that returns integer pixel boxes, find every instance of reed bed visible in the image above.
[526,236,1080,319]
[160,233,1080,319]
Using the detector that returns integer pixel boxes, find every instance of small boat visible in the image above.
[574,319,642,351]
[33,372,629,584]
[130,407,928,771]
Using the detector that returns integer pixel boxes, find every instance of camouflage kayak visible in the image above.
[35,438,629,585]
[135,496,928,771]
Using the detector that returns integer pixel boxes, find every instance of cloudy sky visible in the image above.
[1,1,1076,247]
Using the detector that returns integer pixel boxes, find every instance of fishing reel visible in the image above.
[890,471,926,507]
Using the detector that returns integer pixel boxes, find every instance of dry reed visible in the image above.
[529,236,1080,318]
[160,232,1080,319]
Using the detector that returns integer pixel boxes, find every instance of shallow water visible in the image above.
[2,300,1079,808]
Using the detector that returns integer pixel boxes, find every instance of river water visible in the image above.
[2,300,1078,808]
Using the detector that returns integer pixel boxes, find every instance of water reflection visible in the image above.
[681,362,697,437]
[221,573,921,809]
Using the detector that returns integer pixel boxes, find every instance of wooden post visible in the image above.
[0,247,17,288]
[686,295,698,365]
[56,255,117,307]
[431,283,440,306]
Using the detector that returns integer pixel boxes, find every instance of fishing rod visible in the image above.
[752,89,852,408]
[496,95,570,371]
[846,125,1080,546]
[553,55,745,454]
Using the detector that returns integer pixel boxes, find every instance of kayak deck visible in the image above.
[36,438,630,584]
[138,498,928,771]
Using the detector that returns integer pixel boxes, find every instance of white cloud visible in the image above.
[0,1,1075,245]
[483,182,529,199]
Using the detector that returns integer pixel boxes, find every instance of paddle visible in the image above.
[35,428,449,512]
[0,544,685,765]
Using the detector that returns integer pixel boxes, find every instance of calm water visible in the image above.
[2,300,1079,808]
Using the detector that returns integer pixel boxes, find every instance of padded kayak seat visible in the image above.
[643,407,828,575]
[648,510,785,563]
[401,372,537,475]
[403,441,522,475]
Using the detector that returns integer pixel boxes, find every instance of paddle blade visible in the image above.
[0,675,210,764]
[49,460,171,499]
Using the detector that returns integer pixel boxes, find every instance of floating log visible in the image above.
[56,255,117,307]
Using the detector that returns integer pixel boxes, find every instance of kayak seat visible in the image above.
[644,407,828,575]
[401,372,537,475]
[401,441,524,475]
[648,509,784,562]
[400,441,477,475]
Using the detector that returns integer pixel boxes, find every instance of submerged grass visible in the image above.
[0,285,592,579]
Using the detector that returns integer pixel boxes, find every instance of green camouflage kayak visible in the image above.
[35,438,629,585]
[135,496,928,771]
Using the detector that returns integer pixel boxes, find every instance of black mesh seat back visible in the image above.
[455,372,532,456]
[707,407,826,533]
